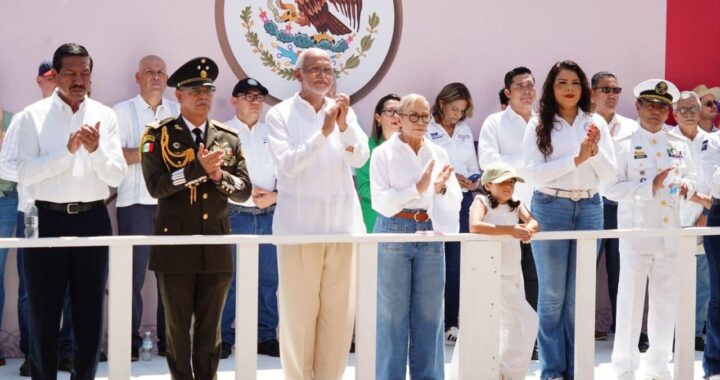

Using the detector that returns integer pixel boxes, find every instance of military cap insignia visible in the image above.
[655,81,668,94]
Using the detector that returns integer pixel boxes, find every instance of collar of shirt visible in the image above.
[504,105,534,122]
[232,116,260,134]
[293,92,331,114]
[132,95,173,119]
[51,88,87,114]
[183,116,206,135]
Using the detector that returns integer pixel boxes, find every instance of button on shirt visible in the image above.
[426,120,480,190]
[370,133,462,233]
[224,117,276,207]
[266,93,369,235]
[522,111,617,191]
[670,126,709,227]
[478,106,535,205]
[15,90,127,202]
[113,95,179,207]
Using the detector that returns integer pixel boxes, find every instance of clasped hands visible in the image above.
[197,143,225,182]
[67,121,101,154]
[416,160,454,194]
[322,93,351,136]
[575,123,600,165]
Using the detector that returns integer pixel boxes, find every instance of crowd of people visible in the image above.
[0,42,719,380]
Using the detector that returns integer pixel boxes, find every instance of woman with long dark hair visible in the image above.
[522,60,616,379]
[356,94,401,232]
[426,83,481,343]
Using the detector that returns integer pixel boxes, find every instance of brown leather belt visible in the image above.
[394,210,430,222]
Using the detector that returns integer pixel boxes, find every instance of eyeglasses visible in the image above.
[705,100,719,108]
[304,67,334,77]
[594,87,622,94]
[379,108,398,117]
[184,87,216,96]
[398,113,432,124]
[675,106,700,114]
[237,93,265,103]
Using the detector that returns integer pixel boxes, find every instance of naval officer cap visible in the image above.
[167,57,218,89]
[633,79,680,105]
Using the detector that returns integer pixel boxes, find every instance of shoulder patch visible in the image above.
[146,116,175,130]
[211,120,239,136]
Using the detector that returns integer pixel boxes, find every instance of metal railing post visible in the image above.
[107,243,133,379]
[457,240,502,379]
[235,242,259,380]
[675,235,697,379]
[355,241,378,380]
[575,238,597,379]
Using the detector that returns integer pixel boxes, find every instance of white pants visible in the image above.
[611,251,679,379]
[449,273,538,380]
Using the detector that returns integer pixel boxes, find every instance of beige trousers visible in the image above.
[277,243,356,380]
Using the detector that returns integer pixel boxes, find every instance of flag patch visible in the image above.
[142,141,154,153]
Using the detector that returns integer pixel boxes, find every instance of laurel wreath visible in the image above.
[239,5,380,80]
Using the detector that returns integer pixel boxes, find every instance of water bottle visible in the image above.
[141,331,153,361]
[24,200,38,239]
[668,177,681,207]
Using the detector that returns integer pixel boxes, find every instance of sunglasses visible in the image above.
[594,87,622,94]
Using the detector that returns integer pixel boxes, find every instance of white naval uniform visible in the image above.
[604,125,697,379]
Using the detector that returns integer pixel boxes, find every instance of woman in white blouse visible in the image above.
[370,94,462,379]
[426,82,480,342]
[522,60,616,380]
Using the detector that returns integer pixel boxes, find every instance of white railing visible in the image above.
[3,227,718,379]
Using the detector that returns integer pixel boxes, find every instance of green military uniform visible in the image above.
[140,57,251,380]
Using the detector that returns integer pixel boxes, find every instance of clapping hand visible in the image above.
[434,164,454,194]
[197,143,224,181]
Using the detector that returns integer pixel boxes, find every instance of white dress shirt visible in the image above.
[15,90,127,203]
[426,120,480,190]
[224,117,276,207]
[670,126,709,227]
[113,95,179,207]
[0,114,31,211]
[522,111,617,191]
[477,106,535,205]
[266,93,369,235]
[370,133,462,233]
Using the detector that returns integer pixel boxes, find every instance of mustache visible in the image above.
[70,85,86,91]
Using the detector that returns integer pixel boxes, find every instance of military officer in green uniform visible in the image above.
[140,57,251,380]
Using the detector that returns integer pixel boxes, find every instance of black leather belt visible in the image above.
[35,200,105,215]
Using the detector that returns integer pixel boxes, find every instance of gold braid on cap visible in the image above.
[160,128,199,204]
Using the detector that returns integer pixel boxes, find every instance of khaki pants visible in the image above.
[277,243,356,380]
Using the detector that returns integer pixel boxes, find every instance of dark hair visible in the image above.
[504,66,533,90]
[371,94,401,144]
[52,43,93,72]
[591,71,616,89]
[536,60,592,159]
[498,88,509,106]
[431,82,474,123]
[480,184,520,211]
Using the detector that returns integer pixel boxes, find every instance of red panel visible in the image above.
[666,0,720,91]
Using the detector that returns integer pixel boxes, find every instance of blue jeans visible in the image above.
[703,202,720,376]
[375,213,445,380]
[17,210,74,359]
[0,191,17,358]
[697,253,711,337]
[444,191,474,329]
[531,191,603,380]
[221,205,278,344]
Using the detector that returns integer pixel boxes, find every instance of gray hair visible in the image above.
[399,93,429,113]
[673,91,701,110]
[295,48,332,70]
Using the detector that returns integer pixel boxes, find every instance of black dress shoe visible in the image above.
[257,339,280,357]
[0,357,5,366]
[58,358,73,372]
[157,348,166,357]
[696,336,706,352]
[220,342,233,359]
[99,351,108,362]
[638,332,650,353]
[531,345,539,361]
[131,347,139,362]
[19,358,31,377]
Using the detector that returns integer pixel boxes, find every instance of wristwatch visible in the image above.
[437,184,447,195]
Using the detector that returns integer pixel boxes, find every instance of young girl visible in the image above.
[466,161,540,380]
